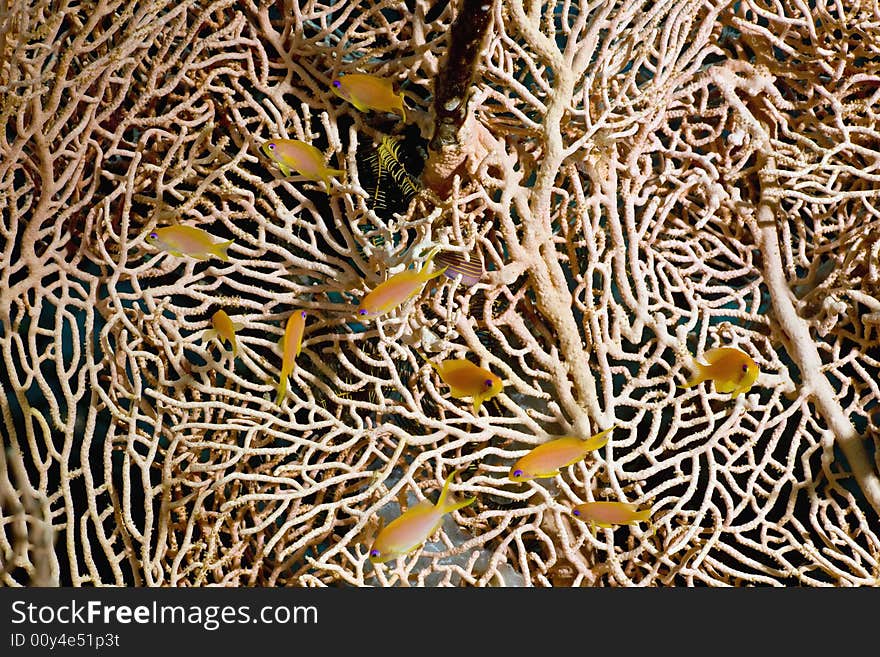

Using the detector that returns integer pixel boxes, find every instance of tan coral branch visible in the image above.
[752,190,880,517]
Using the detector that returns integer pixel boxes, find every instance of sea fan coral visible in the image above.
[1,0,879,588]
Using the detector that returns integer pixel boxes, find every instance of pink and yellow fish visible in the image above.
[205,309,244,357]
[509,426,615,482]
[330,73,407,121]
[679,346,759,398]
[424,355,503,414]
[572,501,652,530]
[369,469,475,564]
[357,247,448,317]
[261,138,344,188]
[276,310,307,405]
[146,225,233,261]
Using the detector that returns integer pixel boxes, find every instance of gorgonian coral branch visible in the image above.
[1,0,878,589]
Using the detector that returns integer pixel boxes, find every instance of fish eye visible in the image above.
[301,310,307,318]
[358,309,368,316]
[148,232,158,240]
[369,549,379,557]
[513,469,523,478]
[573,509,581,516]
[332,79,341,88]
[742,364,748,372]
[485,379,494,387]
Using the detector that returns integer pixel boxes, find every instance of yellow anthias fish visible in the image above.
[205,309,244,357]
[678,346,759,398]
[424,355,503,414]
[357,247,448,317]
[369,469,475,564]
[571,501,652,530]
[146,225,234,261]
[261,138,345,188]
[276,310,307,405]
[330,73,407,121]
[509,426,615,482]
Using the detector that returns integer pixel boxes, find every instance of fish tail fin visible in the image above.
[399,90,422,119]
[442,495,476,515]
[414,348,436,370]
[417,246,449,281]
[275,376,288,405]
[582,424,616,452]
[213,239,234,262]
[322,168,345,188]
[678,361,707,389]
[635,508,652,523]
[203,328,218,343]
[436,469,475,514]
[425,264,449,281]
[435,469,460,509]
[417,246,442,275]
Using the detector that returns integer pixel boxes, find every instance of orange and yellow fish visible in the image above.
[572,501,652,530]
[261,138,344,188]
[423,354,503,415]
[146,225,233,261]
[330,73,407,121]
[276,310,307,405]
[678,346,759,398]
[357,247,448,317]
[509,426,615,482]
[205,309,244,357]
[369,469,475,564]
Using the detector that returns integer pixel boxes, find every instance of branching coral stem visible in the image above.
[754,192,880,517]
[503,1,606,433]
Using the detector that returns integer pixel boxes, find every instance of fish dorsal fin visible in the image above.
[702,347,729,364]
[412,499,434,511]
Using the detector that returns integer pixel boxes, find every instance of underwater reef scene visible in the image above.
[2,0,880,588]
